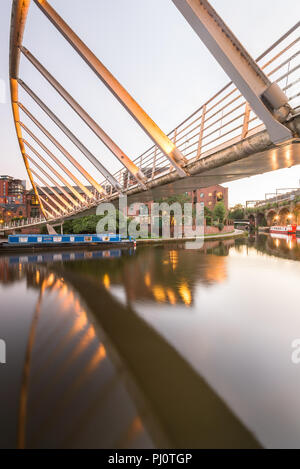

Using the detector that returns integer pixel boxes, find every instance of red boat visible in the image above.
[270,224,297,235]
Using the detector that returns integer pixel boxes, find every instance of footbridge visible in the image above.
[5,1,300,231]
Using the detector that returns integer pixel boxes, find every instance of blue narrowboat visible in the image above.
[0,233,136,252]
[8,233,130,245]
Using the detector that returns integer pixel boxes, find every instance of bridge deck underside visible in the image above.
[127,141,300,203]
[57,138,300,218]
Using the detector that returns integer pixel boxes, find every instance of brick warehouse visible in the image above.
[0,173,228,225]
[190,185,228,210]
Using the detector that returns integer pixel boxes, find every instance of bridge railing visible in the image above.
[2,216,46,231]
[101,23,299,194]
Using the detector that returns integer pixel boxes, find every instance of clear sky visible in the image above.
[0,0,299,207]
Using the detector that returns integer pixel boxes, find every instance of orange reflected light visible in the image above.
[179,282,192,306]
[70,310,88,336]
[103,274,110,290]
[35,270,40,284]
[152,286,166,303]
[58,283,69,299]
[45,273,55,288]
[166,288,176,305]
[271,151,278,170]
[61,291,76,310]
[169,250,178,270]
[144,272,151,288]
[65,325,96,369]
[86,344,106,375]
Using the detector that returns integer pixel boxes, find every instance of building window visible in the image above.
[216,191,224,202]
[31,195,39,205]
[200,192,204,198]
[31,208,40,217]
[208,193,212,197]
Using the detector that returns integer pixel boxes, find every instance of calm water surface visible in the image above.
[1,235,300,449]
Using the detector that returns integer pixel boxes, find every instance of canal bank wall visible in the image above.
[136,229,245,245]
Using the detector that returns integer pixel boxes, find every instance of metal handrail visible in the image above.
[107,26,299,193]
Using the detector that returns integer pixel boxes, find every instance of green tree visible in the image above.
[60,211,129,235]
[62,220,74,234]
[229,204,244,220]
[204,206,213,226]
[213,201,226,223]
[72,215,102,234]
[40,224,48,234]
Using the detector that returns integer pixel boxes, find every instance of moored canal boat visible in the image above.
[0,233,136,253]
[269,225,297,235]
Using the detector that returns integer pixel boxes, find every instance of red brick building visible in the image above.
[190,185,228,210]
[126,185,228,221]
[0,175,26,204]
[0,175,27,224]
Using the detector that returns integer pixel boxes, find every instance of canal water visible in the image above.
[0,235,300,449]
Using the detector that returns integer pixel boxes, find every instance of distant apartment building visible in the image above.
[0,175,27,223]
[0,175,26,204]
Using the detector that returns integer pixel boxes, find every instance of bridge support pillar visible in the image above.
[46,224,58,235]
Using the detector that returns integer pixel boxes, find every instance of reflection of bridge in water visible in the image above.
[0,243,260,448]
[4,2,300,232]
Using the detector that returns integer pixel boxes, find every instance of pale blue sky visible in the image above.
[0,0,299,206]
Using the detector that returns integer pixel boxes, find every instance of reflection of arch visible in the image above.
[66,269,260,449]
[18,272,152,449]
[17,265,259,449]
[266,209,278,226]
[18,279,46,448]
